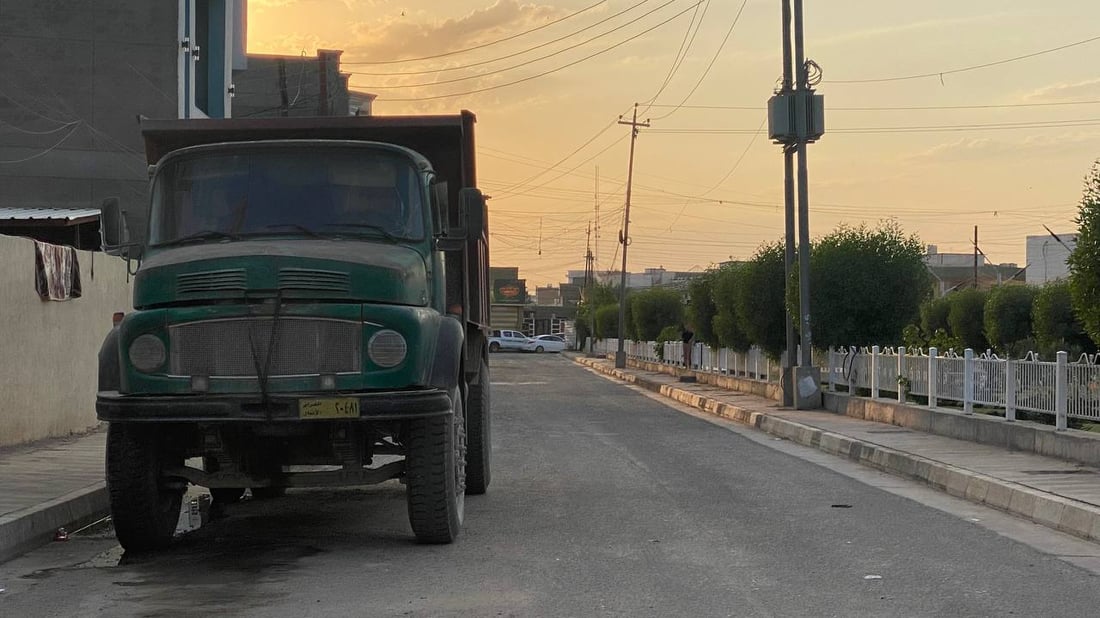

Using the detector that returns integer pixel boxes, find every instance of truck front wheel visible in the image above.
[405,387,466,543]
[106,423,185,552]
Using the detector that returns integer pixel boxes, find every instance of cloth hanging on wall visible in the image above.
[34,240,82,301]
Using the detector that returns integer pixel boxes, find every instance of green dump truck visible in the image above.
[96,113,491,550]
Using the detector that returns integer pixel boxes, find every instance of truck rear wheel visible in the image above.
[465,359,491,495]
[106,423,184,552]
[405,387,465,543]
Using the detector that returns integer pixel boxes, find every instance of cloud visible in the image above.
[345,0,569,63]
[1023,78,1100,103]
[907,132,1100,163]
[815,14,1014,48]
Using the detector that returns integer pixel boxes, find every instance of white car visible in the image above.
[488,329,532,352]
[523,334,567,354]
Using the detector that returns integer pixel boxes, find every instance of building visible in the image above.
[565,266,702,291]
[536,285,561,306]
[923,246,1024,295]
[232,49,352,119]
[0,1,243,446]
[1026,233,1077,285]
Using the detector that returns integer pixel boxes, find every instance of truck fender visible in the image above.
[98,326,122,392]
[429,316,465,391]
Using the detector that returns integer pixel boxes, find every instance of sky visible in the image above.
[246,0,1100,287]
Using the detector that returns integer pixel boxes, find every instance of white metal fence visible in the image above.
[591,339,1100,429]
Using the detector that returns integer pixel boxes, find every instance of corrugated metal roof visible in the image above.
[0,207,100,222]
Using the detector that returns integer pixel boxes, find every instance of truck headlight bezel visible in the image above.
[129,334,167,373]
[368,329,407,368]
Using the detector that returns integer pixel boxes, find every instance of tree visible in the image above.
[796,222,931,348]
[983,285,1037,354]
[686,271,719,347]
[630,287,684,341]
[732,242,787,359]
[947,288,989,351]
[920,296,951,336]
[711,263,752,352]
[1068,160,1100,346]
[593,304,620,340]
[1033,280,1093,356]
[576,281,618,346]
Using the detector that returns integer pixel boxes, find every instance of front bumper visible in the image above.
[96,388,451,423]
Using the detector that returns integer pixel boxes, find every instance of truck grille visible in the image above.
[168,317,361,377]
[277,268,350,294]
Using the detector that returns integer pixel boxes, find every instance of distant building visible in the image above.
[565,266,701,291]
[1026,234,1077,285]
[232,49,352,118]
[924,246,1023,295]
[536,286,561,306]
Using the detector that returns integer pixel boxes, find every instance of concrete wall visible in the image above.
[0,235,131,446]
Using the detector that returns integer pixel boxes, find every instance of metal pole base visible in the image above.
[792,366,822,410]
[781,367,795,407]
[614,351,627,369]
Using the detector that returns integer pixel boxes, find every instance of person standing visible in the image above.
[681,324,695,369]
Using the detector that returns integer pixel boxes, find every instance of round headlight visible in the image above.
[129,334,167,373]
[368,330,407,368]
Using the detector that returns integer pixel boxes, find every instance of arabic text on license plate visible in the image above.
[299,398,360,419]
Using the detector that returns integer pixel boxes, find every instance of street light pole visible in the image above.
[781,0,796,407]
[615,103,649,369]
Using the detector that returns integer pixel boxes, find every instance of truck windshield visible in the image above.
[149,146,426,245]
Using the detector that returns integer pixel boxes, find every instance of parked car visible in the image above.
[489,329,532,352]
[524,334,567,354]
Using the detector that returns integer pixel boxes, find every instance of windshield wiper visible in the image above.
[264,224,326,239]
[159,230,241,246]
[321,223,401,242]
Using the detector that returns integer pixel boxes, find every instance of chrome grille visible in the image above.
[177,269,247,294]
[278,268,350,294]
[169,317,361,377]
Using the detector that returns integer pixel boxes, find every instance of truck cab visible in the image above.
[96,114,491,550]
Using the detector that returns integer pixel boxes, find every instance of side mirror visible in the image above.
[455,187,486,239]
[99,197,128,255]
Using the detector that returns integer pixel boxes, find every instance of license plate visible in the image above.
[299,397,360,419]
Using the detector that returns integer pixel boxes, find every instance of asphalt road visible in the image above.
[2,353,1100,617]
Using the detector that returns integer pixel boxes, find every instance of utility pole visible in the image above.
[615,103,649,369]
[780,0,796,408]
[794,0,813,371]
[769,0,824,408]
[973,225,979,288]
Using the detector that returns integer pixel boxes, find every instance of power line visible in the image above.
[638,0,710,115]
[355,0,687,89]
[649,0,750,121]
[341,0,610,65]
[375,2,703,102]
[349,0,654,76]
[646,116,1100,134]
[643,99,1100,111]
[827,33,1100,84]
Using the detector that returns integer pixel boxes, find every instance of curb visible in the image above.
[0,483,108,564]
[574,356,1100,544]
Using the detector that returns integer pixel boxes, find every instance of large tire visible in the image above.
[405,387,465,544]
[465,359,491,495]
[106,423,185,552]
[488,341,501,353]
[535,345,545,353]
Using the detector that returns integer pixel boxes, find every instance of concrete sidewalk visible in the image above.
[572,354,1100,545]
[0,429,108,563]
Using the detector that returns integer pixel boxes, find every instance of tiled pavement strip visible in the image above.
[0,430,107,563]
[572,354,1100,544]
